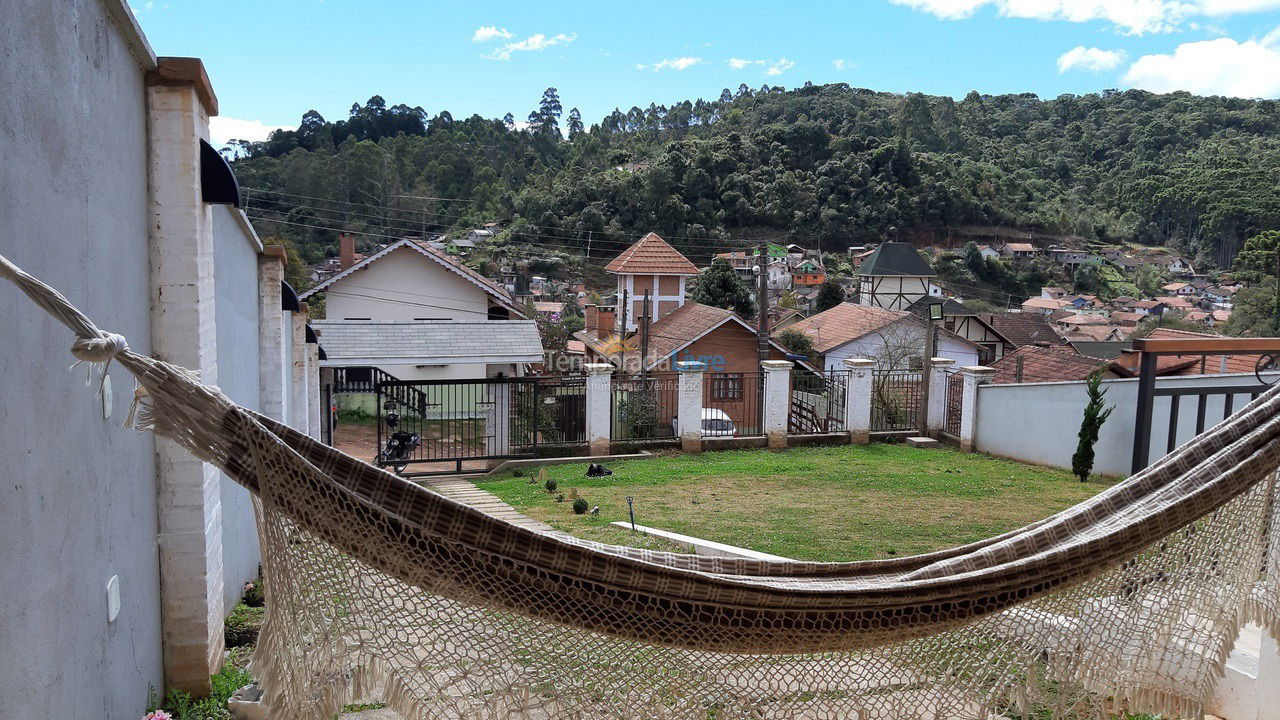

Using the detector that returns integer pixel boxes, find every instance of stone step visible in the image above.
[905,436,942,449]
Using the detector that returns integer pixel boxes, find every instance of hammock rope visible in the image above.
[3,251,1279,720]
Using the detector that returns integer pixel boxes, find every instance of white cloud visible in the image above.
[472,26,514,43]
[832,58,858,70]
[1123,35,1280,96]
[485,32,577,61]
[766,58,796,76]
[1057,46,1127,72]
[637,56,703,71]
[889,0,1280,34]
[209,116,290,145]
[728,58,764,69]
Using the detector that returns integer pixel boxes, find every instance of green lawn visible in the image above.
[476,444,1112,562]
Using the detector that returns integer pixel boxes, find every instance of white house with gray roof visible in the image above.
[302,238,539,380]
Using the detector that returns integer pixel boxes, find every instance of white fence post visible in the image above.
[959,366,995,452]
[927,358,955,437]
[585,363,614,456]
[842,358,875,444]
[676,360,707,453]
[761,360,793,449]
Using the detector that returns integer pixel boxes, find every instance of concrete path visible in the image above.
[421,476,558,533]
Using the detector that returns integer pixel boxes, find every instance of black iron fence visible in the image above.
[871,369,922,432]
[374,373,585,477]
[789,370,849,434]
[702,371,765,437]
[611,373,680,440]
[943,370,964,437]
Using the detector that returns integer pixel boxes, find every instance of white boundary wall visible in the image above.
[973,372,1280,478]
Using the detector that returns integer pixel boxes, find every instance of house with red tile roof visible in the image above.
[982,312,1064,347]
[606,232,701,333]
[783,303,983,370]
[990,345,1116,384]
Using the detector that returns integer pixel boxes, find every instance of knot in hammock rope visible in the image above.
[71,332,129,364]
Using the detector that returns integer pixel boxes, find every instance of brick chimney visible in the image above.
[584,304,617,340]
[339,233,356,270]
[595,306,616,339]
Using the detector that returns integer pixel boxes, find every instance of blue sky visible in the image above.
[129,0,1280,144]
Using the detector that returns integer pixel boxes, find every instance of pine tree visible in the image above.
[815,281,846,312]
[1071,371,1114,482]
[567,108,584,138]
[691,258,755,317]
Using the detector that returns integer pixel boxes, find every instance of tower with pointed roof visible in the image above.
[854,241,940,311]
[604,232,700,333]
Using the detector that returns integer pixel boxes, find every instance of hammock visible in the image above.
[3,252,1279,720]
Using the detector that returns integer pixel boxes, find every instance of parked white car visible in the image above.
[700,408,737,437]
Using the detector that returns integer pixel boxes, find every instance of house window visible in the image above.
[709,374,743,401]
[908,356,925,371]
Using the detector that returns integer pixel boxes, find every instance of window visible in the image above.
[709,374,743,401]
[908,356,925,371]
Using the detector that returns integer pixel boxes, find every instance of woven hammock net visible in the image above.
[3,253,1280,720]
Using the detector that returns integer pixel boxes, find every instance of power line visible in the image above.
[244,212,761,255]
[243,186,807,247]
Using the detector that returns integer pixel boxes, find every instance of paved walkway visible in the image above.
[421,475,557,532]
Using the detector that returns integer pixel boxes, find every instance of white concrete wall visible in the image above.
[324,245,492,321]
[0,0,163,717]
[973,372,1279,477]
[212,206,263,611]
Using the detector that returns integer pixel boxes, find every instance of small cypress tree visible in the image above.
[1072,371,1114,482]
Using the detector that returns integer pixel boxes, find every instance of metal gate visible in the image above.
[871,369,922,432]
[375,374,586,477]
[790,370,849,434]
[943,370,963,438]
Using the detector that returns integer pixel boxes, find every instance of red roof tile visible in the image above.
[784,303,910,353]
[604,232,700,275]
[991,345,1110,384]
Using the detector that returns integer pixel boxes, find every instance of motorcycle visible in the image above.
[377,401,421,474]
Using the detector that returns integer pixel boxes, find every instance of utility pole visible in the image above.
[618,288,629,371]
[756,245,769,365]
[640,290,651,383]
[919,304,941,438]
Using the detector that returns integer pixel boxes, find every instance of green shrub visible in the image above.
[241,578,265,607]
[224,603,264,648]
[544,478,558,493]
[150,662,252,720]
[513,467,525,477]
[573,498,589,514]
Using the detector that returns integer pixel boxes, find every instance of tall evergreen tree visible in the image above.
[1071,371,1114,482]
[536,87,563,137]
[567,108,584,138]
[691,258,755,317]
[815,281,846,312]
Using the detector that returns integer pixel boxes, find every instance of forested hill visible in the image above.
[231,84,1280,272]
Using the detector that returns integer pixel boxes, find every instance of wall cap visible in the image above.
[760,360,794,371]
[961,366,996,375]
[675,360,707,373]
[842,358,876,369]
[584,363,615,375]
[929,357,956,367]
[261,245,288,265]
[148,57,219,116]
